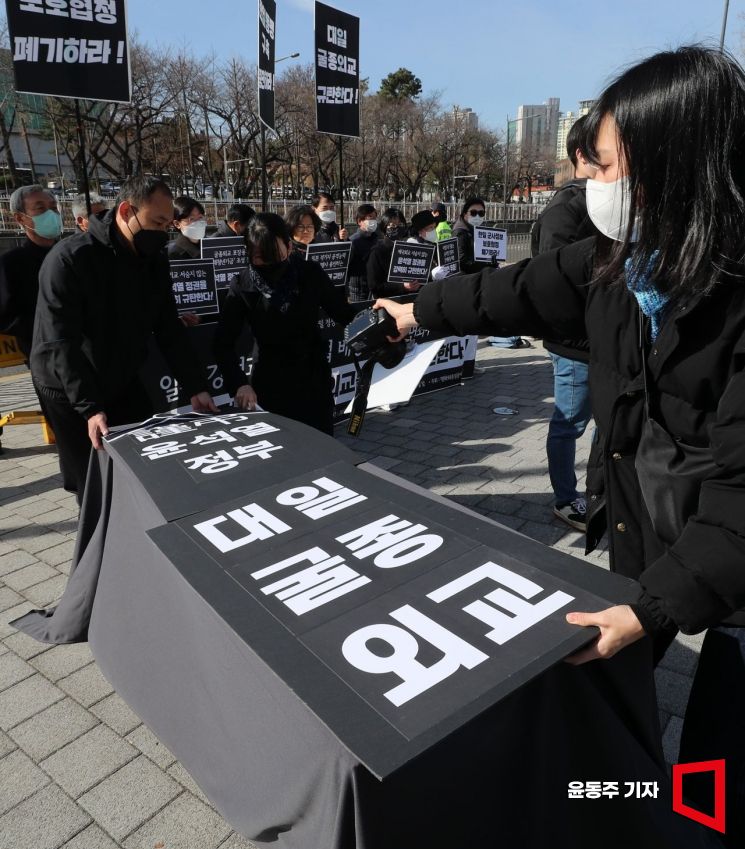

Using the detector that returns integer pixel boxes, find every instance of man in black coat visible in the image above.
[212,203,255,238]
[31,176,217,504]
[0,185,62,358]
[531,116,599,532]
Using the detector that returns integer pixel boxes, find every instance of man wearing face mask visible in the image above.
[346,204,381,301]
[530,116,600,532]
[31,176,217,504]
[0,185,63,359]
[311,191,349,242]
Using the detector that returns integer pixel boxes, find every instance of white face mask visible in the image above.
[585,176,633,242]
[423,229,438,243]
[363,219,378,233]
[181,220,207,242]
[318,209,336,224]
[468,215,485,228]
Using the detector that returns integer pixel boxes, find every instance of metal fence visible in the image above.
[0,196,546,234]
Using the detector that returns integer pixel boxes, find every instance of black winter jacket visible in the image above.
[367,237,404,297]
[530,180,597,362]
[452,218,483,275]
[413,236,745,635]
[0,238,52,357]
[212,221,236,239]
[31,210,205,418]
[166,233,200,260]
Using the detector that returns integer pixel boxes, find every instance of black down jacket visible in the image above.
[413,236,745,635]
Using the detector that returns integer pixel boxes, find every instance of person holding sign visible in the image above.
[376,46,745,844]
[367,207,409,298]
[347,204,381,301]
[311,191,348,242]
[213,213,360,435]
[167,196,207,260]
[31,176,217,504]
[285,204,322,252]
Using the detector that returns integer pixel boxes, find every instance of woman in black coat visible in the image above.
[166,196,206,260]
[376,46,745,847]
[213,213,359,435]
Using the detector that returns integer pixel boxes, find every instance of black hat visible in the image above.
[410,210,436,233]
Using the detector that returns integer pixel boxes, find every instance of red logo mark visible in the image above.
[672,759,725,834]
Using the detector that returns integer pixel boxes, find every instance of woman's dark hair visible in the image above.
[380,207,406,233]
[245,212,290,263]
[311,191,335,208]
[173,195,205,221]
[285,204,321,237]
[582,45,745,298]
[459,196,486,221]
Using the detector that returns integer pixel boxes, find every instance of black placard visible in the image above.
[257,0,275,131]
[387,241,436,284]
[314,1,360,138]
[5,0,131,102]
[436,237,460,277]
[104,412,359,521]
[200,236,248,290]
[306,241,351,287]
[169,259,219,318]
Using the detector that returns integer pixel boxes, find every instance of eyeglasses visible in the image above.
[469,209,486,217]
[295,225,315,232]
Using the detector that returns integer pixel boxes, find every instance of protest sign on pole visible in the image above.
[473,226,508,263]
[201,236,248,290]
[169,259,219,318]
[5,0,131,102]
[436,237,460,277]
[314,1,360,138]
[387,241,436,284]
[257,0,276,131]
[305,241,351,288]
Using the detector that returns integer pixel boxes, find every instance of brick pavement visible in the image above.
[0,341,701,847]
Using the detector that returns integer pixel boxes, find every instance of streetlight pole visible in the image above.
[261,52,300,212]
[720,0,730,52]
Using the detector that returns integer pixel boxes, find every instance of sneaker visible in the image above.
[510,338,533,349]
[553,497,587,532]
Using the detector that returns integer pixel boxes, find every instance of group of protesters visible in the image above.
[3,42,745,845]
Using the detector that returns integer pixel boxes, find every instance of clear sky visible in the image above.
[128,0,742,133]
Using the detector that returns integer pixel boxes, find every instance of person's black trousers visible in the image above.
[35,382,154,506]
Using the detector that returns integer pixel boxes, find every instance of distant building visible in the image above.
[578,99,596,117]
[556,111,576,161]
[0,49,73,186]
[513,98,560,159]
[452,106,478,130]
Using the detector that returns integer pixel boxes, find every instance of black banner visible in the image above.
[257,0,275,131]
[436,237,460,277]
[169,259,219,317]
[200,236,248,290]
[387,241,436,284]
[314,1,360,138]
[306,241,351,288]
[5,0,131,102]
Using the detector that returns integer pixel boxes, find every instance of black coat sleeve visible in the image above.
[213,279,252,397]
[637,356,745,634]
[151,261,206,398]
[312,263,359,326]
[455,228,481,275]
[32,250,106,417]
[413,237,594,340]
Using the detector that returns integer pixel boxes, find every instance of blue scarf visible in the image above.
[625,250,668,340]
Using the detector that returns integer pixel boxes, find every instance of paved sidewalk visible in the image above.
[0,341,701,848]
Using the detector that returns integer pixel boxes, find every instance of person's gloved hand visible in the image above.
[431,264,450,281]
